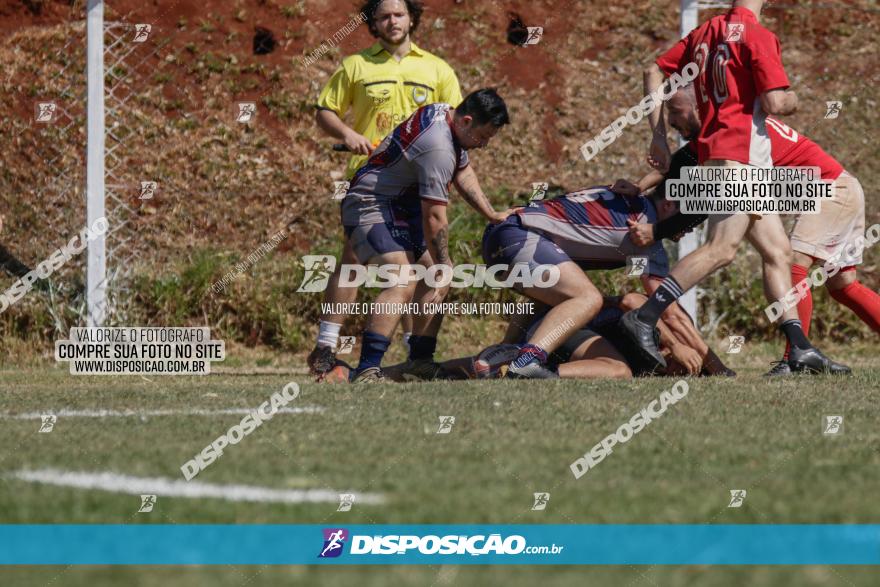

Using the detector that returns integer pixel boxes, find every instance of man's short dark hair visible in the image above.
[361,0,423,37]
[456,88,510,127]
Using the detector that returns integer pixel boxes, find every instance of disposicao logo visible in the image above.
[319,528,348,558]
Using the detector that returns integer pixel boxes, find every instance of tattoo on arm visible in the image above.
[458,178,481,206]
[432,227,450,265]
[458,176,479,205]
[455,168,492,215]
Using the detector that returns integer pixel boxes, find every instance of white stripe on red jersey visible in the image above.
[684,118,843,181]
[764,117,843,180]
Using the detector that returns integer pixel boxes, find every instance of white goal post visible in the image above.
[676,0,701,325]
[86,0,106,327]
[84,1,157,328]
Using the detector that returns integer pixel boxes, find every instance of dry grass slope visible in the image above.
[0,0,876,354]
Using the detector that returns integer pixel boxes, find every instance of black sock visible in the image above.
[636,276,685,324]
[408,335,437,361]
[780,319,812,350]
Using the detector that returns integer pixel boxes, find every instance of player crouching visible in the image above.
[341,89,509,382]
[480,181,729,378]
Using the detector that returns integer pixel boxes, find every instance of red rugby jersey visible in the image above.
[764,117,843,180]
[683,117,843,181]
[656,7,790,165]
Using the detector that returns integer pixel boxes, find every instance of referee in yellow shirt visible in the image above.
[309,0,512,378]
[316,0,463,179]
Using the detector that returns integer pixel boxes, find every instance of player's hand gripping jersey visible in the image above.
[483,187,669,277]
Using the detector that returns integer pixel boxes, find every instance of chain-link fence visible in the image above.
[1,16,191,331]
[1,1,875,349]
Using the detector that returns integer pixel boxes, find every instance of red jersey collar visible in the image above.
[729,6,758,21]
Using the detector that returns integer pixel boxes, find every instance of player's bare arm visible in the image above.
[315,109,373,155]
[623,290,733,376]
[654,310,703,375]
[660,303,708,357]
[643,62,671,172]
[422,199,451,304]
[617,293,700,375]
[431,226,449,265]
[760,88,798,116]
[635,169,664,193]
[627,204,699,247]
[640,275,709,357]
[453,165,514,224]
[614,171,666,247]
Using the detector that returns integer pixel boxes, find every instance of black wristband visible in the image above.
[653,212,708,241]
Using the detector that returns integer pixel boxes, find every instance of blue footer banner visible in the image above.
[2,525,879,565]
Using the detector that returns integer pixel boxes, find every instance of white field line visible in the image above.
[0,406,324,419]
[7,469,385,505]
[211,367,310,375]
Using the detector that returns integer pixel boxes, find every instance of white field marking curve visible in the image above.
[7,468,384,505]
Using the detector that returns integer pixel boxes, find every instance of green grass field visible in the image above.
[1,342,878,585]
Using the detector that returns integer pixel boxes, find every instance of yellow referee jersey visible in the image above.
[317,42,463,178]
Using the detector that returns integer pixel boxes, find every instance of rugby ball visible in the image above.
[473,344,521,379]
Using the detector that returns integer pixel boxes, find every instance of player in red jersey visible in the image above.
[619,0,849,375]
[630,86,878,375]
[762,121,878,371]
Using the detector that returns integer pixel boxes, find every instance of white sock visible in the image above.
[317,321,342,349]
[402,332,412,352]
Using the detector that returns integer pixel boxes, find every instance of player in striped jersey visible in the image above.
[482,184,731,378]
[311,0,466,367]
[342,89,510,382]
